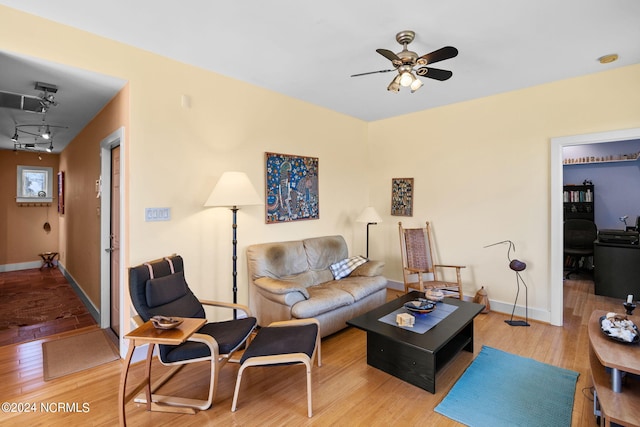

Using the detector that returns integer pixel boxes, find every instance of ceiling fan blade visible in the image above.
[415,67,453,81]
[376,48,403,67]
[418,46,458,65]
[350,69,396,77]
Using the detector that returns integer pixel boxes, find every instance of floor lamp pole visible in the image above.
[365,222,372,258]
[231,206,238,319]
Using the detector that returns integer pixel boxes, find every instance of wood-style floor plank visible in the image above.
[0,278,630,426]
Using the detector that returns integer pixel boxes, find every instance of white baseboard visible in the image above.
[386,279,549,324]
[57,264,100,323]
[0,261,41,272]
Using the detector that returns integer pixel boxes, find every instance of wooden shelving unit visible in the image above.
[563,184,594,221]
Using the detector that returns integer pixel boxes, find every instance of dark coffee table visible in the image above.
[347,291,485,393]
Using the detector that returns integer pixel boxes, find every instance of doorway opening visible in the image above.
[550,127,640,326]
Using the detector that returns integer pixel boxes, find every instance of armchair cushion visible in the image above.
[240,323,318,364]
[145,271,189,308]
[162,317,257,363]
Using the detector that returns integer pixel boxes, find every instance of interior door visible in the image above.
[110,145,121,336]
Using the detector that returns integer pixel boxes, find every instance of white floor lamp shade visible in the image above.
[204,171,262,318]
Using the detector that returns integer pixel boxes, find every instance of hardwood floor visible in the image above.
[0,278,627,426]
[0,268,97,346]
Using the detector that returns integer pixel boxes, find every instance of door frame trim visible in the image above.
[99,127,126,343]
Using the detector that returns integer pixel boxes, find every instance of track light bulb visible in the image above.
[11,130,19,142]
[46,142,53,153]
[42,126,51,140]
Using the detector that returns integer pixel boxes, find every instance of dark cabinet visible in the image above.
[563,184,594,221]
[593,241,640,299]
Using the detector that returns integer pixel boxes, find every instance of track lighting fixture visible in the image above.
[42,125,51,140]
[10,123,65,153]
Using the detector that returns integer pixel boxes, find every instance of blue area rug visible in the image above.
[435,346,579,427]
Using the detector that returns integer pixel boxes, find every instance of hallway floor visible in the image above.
[0,268,97,346]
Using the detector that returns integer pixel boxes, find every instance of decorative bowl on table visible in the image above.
[599,313,639,344]
[151,315,183,330]
[404,299,436,314]
[425,289,444,302]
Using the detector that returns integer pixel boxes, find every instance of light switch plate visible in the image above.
[145,207,171,222]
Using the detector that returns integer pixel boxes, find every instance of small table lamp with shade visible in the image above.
[356,207,383,259]
[204,171,262,319]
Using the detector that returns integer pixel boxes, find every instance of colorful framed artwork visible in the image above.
[391,178,414,216]
[265,152,319,223]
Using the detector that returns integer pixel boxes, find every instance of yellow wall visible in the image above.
[0,151,59,267]
[2,5,640,330]
[0,6,370,327]
[369,65,640,316]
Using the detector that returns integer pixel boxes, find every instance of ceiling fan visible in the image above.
[351,30,458,93]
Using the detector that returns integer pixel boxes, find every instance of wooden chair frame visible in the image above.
[398,221,465,299]
[127,254,256,413]
[130,301,253,412]
[231,318,321,417]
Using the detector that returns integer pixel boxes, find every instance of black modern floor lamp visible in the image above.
[484,240,530,327]
[204,171,262,319]
[356,206,382,258]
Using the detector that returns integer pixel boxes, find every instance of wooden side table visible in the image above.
[118,317,206,427]
[39,252,58,269]
[588,310,640,427]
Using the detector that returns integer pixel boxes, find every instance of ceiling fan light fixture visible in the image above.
[399,71,414,87]
[410,77,423,93]
[387,75,401,93]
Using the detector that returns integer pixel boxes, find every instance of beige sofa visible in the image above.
[246,235,387,337]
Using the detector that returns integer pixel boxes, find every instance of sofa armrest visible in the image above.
[350,260,385,277]
[254,277,310,299]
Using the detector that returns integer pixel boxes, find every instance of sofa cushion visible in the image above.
[247,240,309,279]
[330,256,368,280]
[330,275,388,301]
[303,236,348,270]
[291,284,354,318]
[350,260,385,277]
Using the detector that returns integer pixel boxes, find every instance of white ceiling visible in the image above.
[1,0,640,152]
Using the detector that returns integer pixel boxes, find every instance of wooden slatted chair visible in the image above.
[398,221,465,298]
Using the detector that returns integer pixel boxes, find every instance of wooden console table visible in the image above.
[118,317,206,427]
[588,310,640,427]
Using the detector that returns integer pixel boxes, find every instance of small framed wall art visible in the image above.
[391,178,413,216]
[265,152,319,223]
[57,171,65,214]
